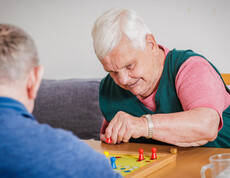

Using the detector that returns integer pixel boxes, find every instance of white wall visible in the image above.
[0,0,229,79]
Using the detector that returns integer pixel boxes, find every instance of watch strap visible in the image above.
[142,114,153,138]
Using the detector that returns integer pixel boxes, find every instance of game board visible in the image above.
[106,150,177,178]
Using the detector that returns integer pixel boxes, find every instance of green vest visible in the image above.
[99,49,230,148]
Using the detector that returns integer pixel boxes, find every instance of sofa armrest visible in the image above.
[33,78,103,140]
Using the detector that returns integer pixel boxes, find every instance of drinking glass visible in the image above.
[201,153,230,178]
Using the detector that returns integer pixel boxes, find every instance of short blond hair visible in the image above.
[0,24,39,83]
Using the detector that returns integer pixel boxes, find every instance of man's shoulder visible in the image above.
[0,109,105,176]
[0,107,28,130]
[0,113,121,177]
[0,107,78,151]
[0,111,77,144]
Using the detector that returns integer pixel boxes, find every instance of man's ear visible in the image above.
[26,65,44,100]
[146,34,158,53]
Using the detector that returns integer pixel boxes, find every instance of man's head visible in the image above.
[92,8,164,99]
[0,24,44,112]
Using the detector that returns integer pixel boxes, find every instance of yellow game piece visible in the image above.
[170,148,177,154]
[104,151,109,158]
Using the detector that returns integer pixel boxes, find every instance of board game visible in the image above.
[105,149,177,177]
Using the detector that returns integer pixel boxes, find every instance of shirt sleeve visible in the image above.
[175,56,228,130]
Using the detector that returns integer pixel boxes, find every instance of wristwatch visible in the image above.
[142,114,154,138]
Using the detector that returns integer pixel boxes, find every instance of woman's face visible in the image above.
[101,35,163,99]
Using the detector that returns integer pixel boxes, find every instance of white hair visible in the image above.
[92,8,151,60]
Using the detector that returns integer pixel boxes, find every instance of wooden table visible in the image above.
[84,139,230,178]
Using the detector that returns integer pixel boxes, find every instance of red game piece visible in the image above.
[151,147,157,160]
[106,137,112,143]
[138,148,144,161]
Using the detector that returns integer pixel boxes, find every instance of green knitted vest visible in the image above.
[99,49,230,148]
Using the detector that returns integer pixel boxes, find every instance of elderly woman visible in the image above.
[91,8,230,148]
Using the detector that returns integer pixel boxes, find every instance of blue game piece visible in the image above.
[110,156,116,169]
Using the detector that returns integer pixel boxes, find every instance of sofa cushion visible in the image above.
[33,79,103,140]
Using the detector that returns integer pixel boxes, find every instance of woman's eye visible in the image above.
[127,64,134,70]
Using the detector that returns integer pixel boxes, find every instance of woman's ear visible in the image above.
[146,34,158,53]
[26,65,44,100]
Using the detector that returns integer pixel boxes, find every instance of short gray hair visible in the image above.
[0,24,39,83]
[92,8,151,60]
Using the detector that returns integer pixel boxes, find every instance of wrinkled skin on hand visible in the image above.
[100,111,147,144]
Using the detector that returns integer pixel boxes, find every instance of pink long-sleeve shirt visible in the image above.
[138,46,230,130]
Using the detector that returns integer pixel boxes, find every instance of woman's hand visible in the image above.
[100,111,148,144]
